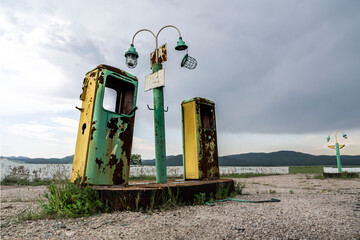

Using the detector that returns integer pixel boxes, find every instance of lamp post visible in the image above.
[327,131,347,173]
[125,25,196,183]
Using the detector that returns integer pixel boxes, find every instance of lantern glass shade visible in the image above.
[125,44,139,69]
[126,54,138,68]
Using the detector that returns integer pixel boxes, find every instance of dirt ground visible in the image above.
[1,174,359,239]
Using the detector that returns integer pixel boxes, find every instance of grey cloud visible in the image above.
[4,0,359,135]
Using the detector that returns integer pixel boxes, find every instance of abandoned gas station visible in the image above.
[70,25,233,209]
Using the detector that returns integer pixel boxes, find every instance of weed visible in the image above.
[18,180,109,221]
[289,190,294,194]
[217,184,231,199]
[161,186,181,209]
[232,183,245,196]
[17,208,45,222]
[269,189,276,194]
[148,191,156,212]
[208,192,215,202]
[193,193,207,205]
[135,192,141,211]
[41,181,109,218]
[192,183,244,206]
[119,197,130,211]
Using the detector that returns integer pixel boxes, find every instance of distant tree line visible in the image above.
[2,151,359,166]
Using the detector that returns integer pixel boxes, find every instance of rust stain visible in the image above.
[99,75,104,84]
[196,98,219,180]
[119,117,134,159]
[112,159,125,185]
[90,72,96,78]
[95,157,103,170]
[89,64,137,81]
[107,118,119,139]
[90,126,96,140]
[108,154,118,168]
[199,129,219,179]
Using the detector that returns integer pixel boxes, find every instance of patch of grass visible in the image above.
[232,182,245,196]
[215,184,231,200]
[18,180,109,221]
[192,182,245,206]
[289,166,324,174]
[41,181,109,218]
[269,189,276,194]
[194,192,207,205]
[0,176,65,186]
[222,173,276,178]
[161,186,182,210]
[114,186,183,213]
[289,190,294,194]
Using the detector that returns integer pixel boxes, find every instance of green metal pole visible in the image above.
[335,143,342,173]
[152,63,167,183]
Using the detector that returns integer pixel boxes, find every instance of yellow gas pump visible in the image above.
[181,97,219,180]
[71,64,138,185]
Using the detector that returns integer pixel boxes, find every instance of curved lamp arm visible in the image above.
[328,130,347,143]
[131,29,157,46]
[156,25,182,48]
[128,25,186,66]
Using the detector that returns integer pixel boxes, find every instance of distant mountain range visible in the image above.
[1,155,74,164]
[1,151,359,166]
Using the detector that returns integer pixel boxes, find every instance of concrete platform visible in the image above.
[93,178,234,211]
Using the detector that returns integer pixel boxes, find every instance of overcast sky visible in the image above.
[1,0,359,159]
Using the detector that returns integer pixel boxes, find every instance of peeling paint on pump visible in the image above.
[71,64,138,185]
[182,97,220,180]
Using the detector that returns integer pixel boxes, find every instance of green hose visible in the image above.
[205,198,281,206]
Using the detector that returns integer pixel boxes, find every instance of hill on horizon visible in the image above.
[2,150,358,166]
[142,150,359,166]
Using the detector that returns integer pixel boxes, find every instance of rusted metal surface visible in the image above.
[150,43,167,68]
[85,66,138,185]
[71,69,99,183]
[72,65,138,186]
[197,100,219,179]
[182,97,219,180]
[87,64,138,82]
[94,178,234,211]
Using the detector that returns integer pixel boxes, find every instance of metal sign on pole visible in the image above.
[150,43,167,68]
[145,69,165,92]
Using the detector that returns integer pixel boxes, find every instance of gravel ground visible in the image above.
[1,174,359,239]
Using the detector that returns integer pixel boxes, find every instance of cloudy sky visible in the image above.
[1,0,359,159]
